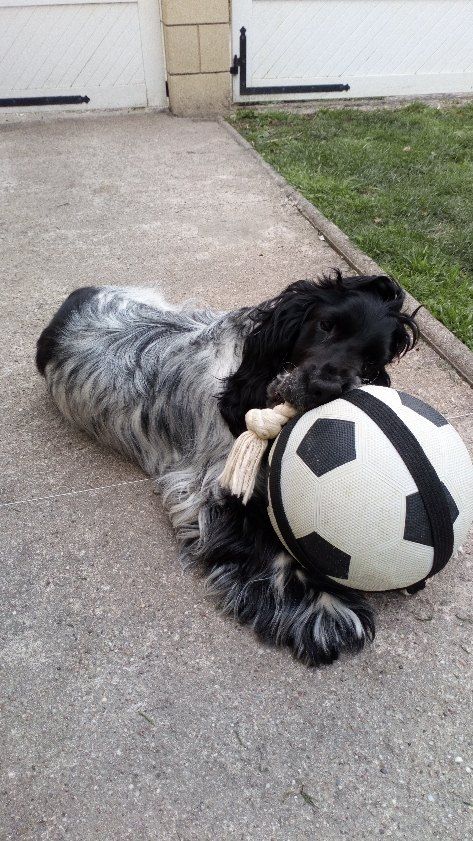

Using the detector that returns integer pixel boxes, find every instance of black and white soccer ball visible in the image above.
[267,386,473,592]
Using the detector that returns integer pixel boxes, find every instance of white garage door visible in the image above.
[0,0,167,111]
[232,0,473,102]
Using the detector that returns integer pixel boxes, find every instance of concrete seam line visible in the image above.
[218,118,473,388]
[0,478,154,509]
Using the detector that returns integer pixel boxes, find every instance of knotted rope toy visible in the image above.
[219,402,296,504]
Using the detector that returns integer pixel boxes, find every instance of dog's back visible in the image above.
[35,285,236,475]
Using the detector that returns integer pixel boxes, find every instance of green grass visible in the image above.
[230,104,473,349]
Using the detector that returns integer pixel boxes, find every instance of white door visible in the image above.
[0,0,167,111]
[232,0,473,102]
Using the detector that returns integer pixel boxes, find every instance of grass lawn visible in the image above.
[230,103,473,350]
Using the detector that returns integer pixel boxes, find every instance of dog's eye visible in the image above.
[319,319,333,333]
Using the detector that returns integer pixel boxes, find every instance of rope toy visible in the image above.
[219,402,296,504]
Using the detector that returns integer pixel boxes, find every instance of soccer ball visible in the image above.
[267,386,473,592]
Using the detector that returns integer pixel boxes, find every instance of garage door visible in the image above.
[0,0,167,111]
[231,0,473,102]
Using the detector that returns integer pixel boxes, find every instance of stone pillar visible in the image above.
[161,1,232,116]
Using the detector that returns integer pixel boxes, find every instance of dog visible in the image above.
[36,272,419,666]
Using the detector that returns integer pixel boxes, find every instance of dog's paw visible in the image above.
[202,555,374,668]
[290,591,375,667]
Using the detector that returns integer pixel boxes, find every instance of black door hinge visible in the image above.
[0,95,90,107]
[230,27,350,96]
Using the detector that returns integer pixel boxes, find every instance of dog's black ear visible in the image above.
[338,273,404,303]
[250,280,322,353]
[219,280,322,435]
[344,273,419,357]
[389,317,418,359]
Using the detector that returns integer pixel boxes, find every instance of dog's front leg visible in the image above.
[190,498,375,667]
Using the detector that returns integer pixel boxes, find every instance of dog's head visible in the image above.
[263,272,419,411]
[219,272,419,436]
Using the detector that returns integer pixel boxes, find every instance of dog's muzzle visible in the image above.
[268,365,360,412]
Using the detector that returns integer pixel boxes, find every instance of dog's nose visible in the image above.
[303,363,363,409]
[273,364,357,412]
[307,374,343,404]
[319,363,354,384]
[288,366,344,410]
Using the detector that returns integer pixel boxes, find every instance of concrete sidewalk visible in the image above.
[1,112,472,840]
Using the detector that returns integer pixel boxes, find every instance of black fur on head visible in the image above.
[219,271,419,436]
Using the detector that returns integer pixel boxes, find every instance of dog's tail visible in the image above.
[36,286,98,376]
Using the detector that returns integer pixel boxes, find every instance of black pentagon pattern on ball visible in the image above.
[296,418,356,477]
[297,531,351,579]
[404,483,459,546]
[398,392,448,427]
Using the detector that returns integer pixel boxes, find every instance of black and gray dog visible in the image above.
[36,272,419,666]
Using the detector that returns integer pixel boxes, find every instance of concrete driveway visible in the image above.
[1,111,472,840]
